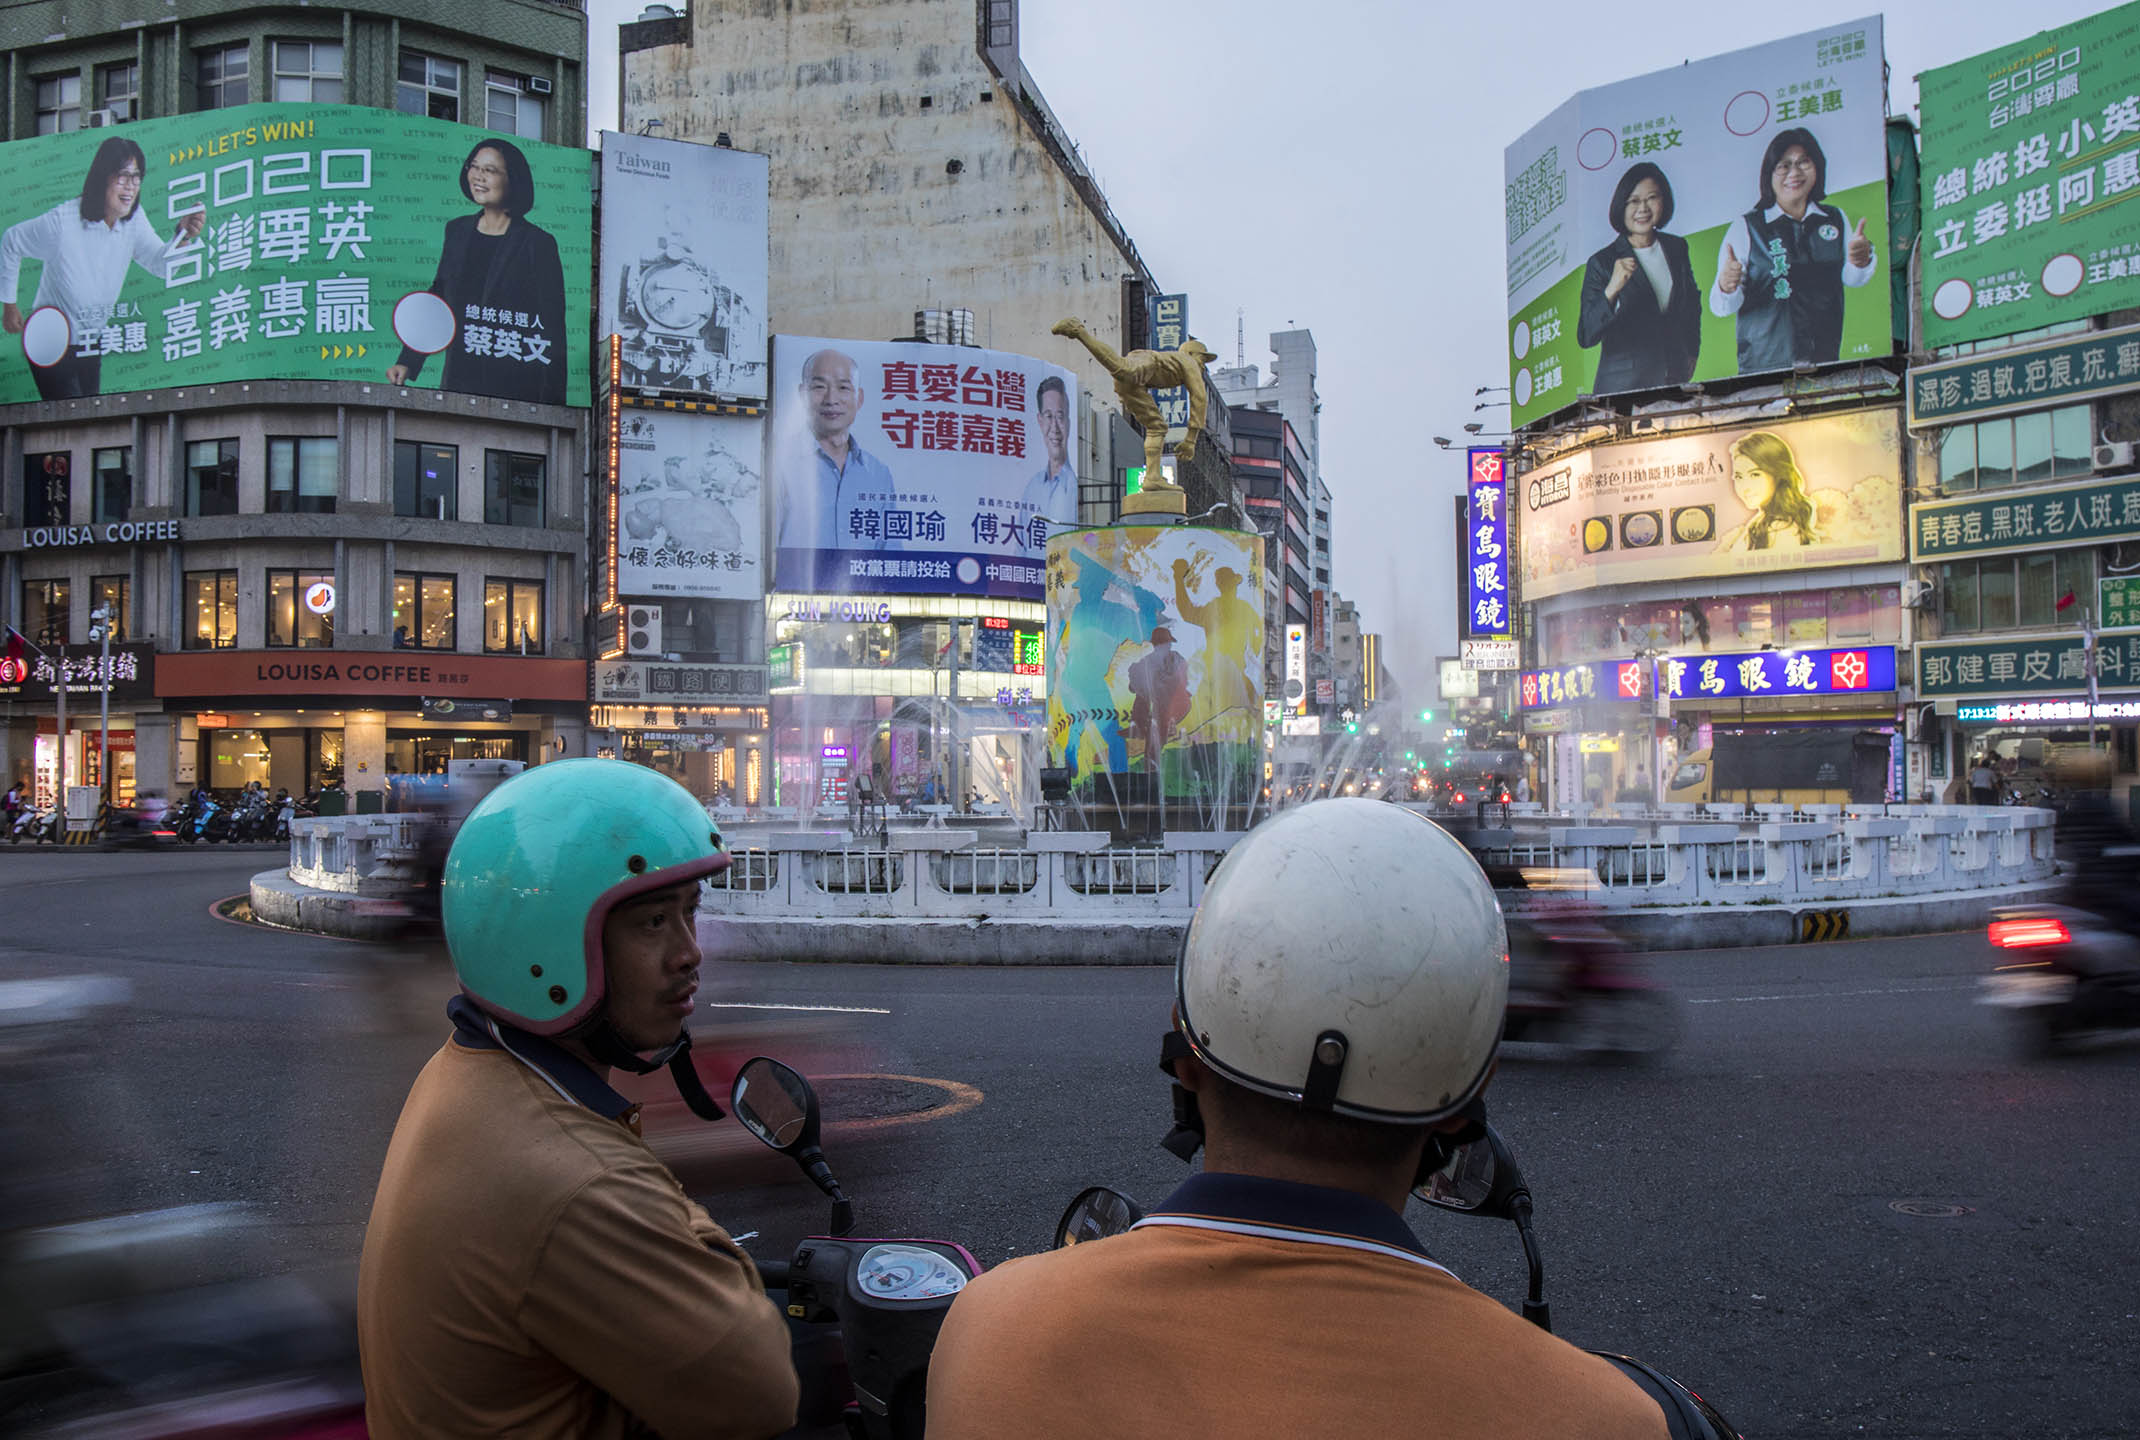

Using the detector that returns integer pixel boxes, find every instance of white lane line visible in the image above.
[700,1001,893,1015]
[1690,982,1974,1005]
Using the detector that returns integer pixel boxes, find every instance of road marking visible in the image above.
[700,1000,892,1015]
[1690,981,1974,1005]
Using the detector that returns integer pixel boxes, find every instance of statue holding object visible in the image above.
[1052,316,1218,517]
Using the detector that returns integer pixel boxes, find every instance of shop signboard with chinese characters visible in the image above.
[1461,638,1521,670]
[1520,409,1902,600]
[1518,659,1646,710]
[1958,698,2140,723]
[1466,448,1511,636]
[1658,644,1896,702]
[1919,2,2140,348]
[613,408,765,601]
[155,651,586,701]
[591,659,770,706]
[597,132,768,401]
[1910,471,2140,562]
[768,336,1079,599]
[2103,574,2140,628]
[0,642,156,703]
[1918,631,2140,697]
[1504,18,1889,426]
[1144,292,1190,439]
[1439,659,1481,700]
[0,104,592,406]
[1908,322,2140,427]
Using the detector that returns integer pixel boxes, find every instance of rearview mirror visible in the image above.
[1053,1187,1145,1248]
[731,1056,819,1155]
[1415,1123,1529,1220]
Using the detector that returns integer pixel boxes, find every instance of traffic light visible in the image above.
[1404,750,1415,760]
[1419,709,1433,723]
[1345,720,1360,735]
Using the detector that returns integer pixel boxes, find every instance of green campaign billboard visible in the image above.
[0,103,591,407]
[1504,18,1890,428]
[1920,1,2140,348]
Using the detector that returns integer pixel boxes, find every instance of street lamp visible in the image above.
[88,606,112,802]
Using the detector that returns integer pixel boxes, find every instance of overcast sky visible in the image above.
[585,0,2124,696]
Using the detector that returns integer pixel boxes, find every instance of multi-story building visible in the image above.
[1226,405,1311,710]
[0,0,594,807]
[620,0,1231,805]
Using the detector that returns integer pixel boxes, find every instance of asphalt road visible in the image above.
[7,847,2139,1438]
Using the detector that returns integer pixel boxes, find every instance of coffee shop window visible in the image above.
[90,575,130,641]
[24,452,70,529]
[184,569,238,650]
[483,578,542,653]
[92,447,131,523]
[186,439,239,517]
[392,572,456,650]
[267,437,338,514]
[267,570,334,648]
[23,579,69,645]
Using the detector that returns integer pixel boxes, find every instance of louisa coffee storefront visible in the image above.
[150,651,589,797]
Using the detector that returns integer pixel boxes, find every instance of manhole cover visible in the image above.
[815,1074,953,1121]
[1889,1200,1974,1218]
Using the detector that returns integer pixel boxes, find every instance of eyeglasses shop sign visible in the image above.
[593,660,769,705]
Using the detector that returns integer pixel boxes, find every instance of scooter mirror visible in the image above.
[1053,1187,1144,1249]
[1415,1123,1528,1220]
[730,1056,819,1154]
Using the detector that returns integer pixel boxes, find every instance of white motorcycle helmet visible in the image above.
[1176,798,1509,1124]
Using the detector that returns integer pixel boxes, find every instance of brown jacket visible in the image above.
[357,1001,797,1439]
[927,1172,1670,1440]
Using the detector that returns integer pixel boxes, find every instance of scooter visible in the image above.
[10,802,60,844]
[1503,913,1682,1057]
[729,1059,1740,1440]
[1984,903,2140,1056]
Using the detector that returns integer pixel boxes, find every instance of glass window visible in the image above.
[1977,418,2015,491]
[1940,561,1979,633]
[96,62,138,114]
[208,729,272,790]
[268,437,337,513]
[397,51,462,122]
[24,452,70,529]
[1939,424,1978,494]
[267,570,334,647]
[270,41,343,102]
[187,439,239,516]
[2058,549,2096,616]
[90,575,129,641]
[392,572,456,650]
[483,451,544,527]
[1870,586,1902,644]
[35,73,82,134]
[23,579,69,646]
[92,447,131,523]
[2052,405,2093,479]
[197,45,249,109]
[1734,600,1773,648]
[485,70,544,139]
[2018,551,2059,627]
[1980,558,2017,629]
[2014,410,2054,486]
[184,570,238,650]
[1829,586,1873,639]
[1782,592,1826,646]
[393,440,457,520]
[483,578,543,653]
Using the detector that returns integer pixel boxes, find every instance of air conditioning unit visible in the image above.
[625,604,663,657]
[2094,440,2134,471]
[523,74,553,96]
[87,107,122,128]
[1901,579,1936,610]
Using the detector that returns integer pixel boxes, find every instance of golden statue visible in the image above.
[1052,316,1217,517]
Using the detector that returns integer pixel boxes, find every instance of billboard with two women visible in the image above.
[0,103,591,406]
[1516,408,1904,600]
[1505,19,1889,427]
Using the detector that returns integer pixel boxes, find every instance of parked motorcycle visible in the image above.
[1984,903,2140,1056]
[10,802,60,844]
[729,1057,1740,1440]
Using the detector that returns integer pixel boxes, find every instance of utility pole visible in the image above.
[89,606,112,801]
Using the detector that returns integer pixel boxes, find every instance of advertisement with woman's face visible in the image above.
[1504,17,1889,427]
[0,104,591,407]
[1516,408,1903,600]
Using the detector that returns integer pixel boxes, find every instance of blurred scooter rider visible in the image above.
[2059,790,2140,940]
[357,759,798,1440]
[927,799,1669,1439]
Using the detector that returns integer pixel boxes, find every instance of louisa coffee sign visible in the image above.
[155,650,586,702]
[23,520,182,549]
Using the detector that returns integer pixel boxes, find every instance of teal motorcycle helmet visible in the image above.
[442,757,730,1037]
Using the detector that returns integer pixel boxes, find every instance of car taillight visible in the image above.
[1989,916,2070,948]
[1453,791,1467,803]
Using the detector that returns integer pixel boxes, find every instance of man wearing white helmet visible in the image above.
[926,798,1668,1438]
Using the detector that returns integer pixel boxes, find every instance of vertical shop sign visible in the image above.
[1467,448,1510,636]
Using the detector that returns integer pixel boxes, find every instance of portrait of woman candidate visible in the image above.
[1708,126,1876,373]
[0,136,207,400]
[387,138,567,405]
[1575,161,1700,393]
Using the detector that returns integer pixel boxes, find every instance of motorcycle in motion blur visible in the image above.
[1502,895,1681,1058]
[727,1057,1738,1439]
[1984,904,2140,1056]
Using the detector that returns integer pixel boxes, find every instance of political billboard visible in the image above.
[768,336,1078,600]
[1505,18,1888,427]
[614,407,764,601]
[597,133,767,400]
[1919,2,2140,347]
[1046,525,1264,800]
[1516,408,1902,600]
[0,103,592,406]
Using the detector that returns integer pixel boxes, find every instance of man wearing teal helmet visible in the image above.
[357,759,798,1440]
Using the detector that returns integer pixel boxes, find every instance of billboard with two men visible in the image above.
[1505,18,1889,427]
[768,335,1079,601]
[0,103,592,406]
